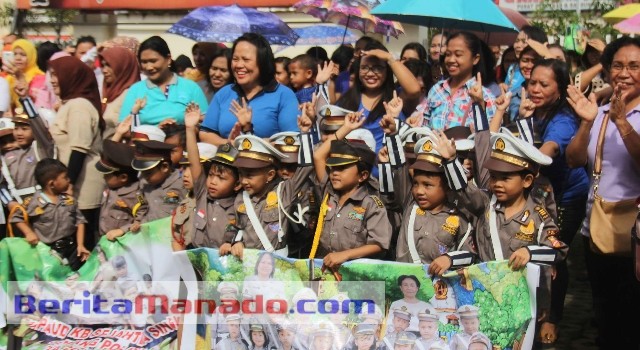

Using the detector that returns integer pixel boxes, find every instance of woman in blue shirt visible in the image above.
[118,36,208,126]
[199,33,299,145]
[519,58,589,344]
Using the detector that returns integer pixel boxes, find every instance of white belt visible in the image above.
[14,186,40,197]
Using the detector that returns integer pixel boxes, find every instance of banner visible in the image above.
[1,218,539,350]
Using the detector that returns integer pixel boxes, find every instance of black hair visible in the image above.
[206,161,239,181]
[499,46,516,83]
[249,325,271,348]
[601,36,640,72]
[402,58,433,95]
[446,31,489,80]
[208,48,233,91]
[355,36,376,51]
[36,41,61,72]
[412,169,449,190]
[520,26,548,44]
[112,168,140,184]
[291,54,318,77]
[548,44,567,62]
[275,56,291,71]
[231,33,276,87]
[336,39,395,123]
[401,42,427,62]
[397,274,420,288]
[34,158,67,188]
[331,45,355,72]
[306,46,329,63]
[76,35,97,47]
[479,39,497,86]
[138,36,171,61]
[163,124,187,148]
[173,55,193,73]
[529,59,572,134]
[142,274,152,282]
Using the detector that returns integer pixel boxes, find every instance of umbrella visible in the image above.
[167,4,299,46]
[294,25,359,45]
[615,13,640,34]
[371,0,518,33]
[293,0,404,39]
[471,7,529,46]
[603,3,640,24]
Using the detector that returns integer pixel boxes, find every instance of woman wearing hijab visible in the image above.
[4,39,45,113]
[48,56,105,250]
[99,47,140,140]
[35,51,70,112]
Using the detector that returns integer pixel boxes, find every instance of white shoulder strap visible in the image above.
[242,190,275,252]
[276,182,307,226]
[407,204,421,264]
[0,155,21,204]
[33,141,40,161]
[457,223,473,251]
[488,195,505,261]
[414,340,425,350]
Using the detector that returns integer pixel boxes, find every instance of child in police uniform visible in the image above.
[228,110,315,259]
[309,111,392,268]
[170,141,218,250]
[394,331,417,350]
[11,159,90,270]
[448,305,481,350]
[276,321,299,350]
[216,314,248,350]
[378,105,474,273]
[415,308,447,350]
[131,139,188,223]
[95,139,145,241]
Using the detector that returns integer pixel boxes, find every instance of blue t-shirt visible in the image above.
[536,108,589,204]
[295,85,316,104]
[119,74,208,125]
[201,82,300,138]
[505,64,525,96]
[359,102,406,178]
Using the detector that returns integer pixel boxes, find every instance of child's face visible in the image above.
[461,317,479,334]
[207,165,238,199]
[164,134,184,166]
[51,171,70,195]
[142,163,172,186]
[228,322,240,338]
[411,172,447,211]
[182,166,194,191]
[275,62,290,86]
[278,329,294,345]
[251,330,265,347]
[488,170,533,204]
[313,334,333,350]
[239,167,275,196]
[0,134,18,153]
[355,334,374,349]
[289,62,311,90]
[444,36,479,81]
[393,317,409,332]
[329,163,364,193]
[13,124,34,148]
[278,163,298,180]
[418,320,437,339]
[104,173,124,190]
[469,343,489,350]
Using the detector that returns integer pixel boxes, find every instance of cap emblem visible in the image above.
[423,140,433,152]
[284,136,296,145]
[324,107,331,117]
[496,138,505,151]
[242,139,252,150]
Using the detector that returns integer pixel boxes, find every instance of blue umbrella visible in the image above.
[371,0,519,33]
[167,5,300,46]
[294,25,359,45]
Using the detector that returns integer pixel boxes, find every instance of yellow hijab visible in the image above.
[7,39,45,110]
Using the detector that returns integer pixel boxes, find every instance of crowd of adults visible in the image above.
[0,23,638,350]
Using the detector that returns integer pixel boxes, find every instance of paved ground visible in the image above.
[536,236,598,350]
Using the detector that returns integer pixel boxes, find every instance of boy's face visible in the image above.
[278,163,298,180]
[460,317,479,334]
[228,322,240,338]
[13,124,34,148]
[207,165,238,199]
[313,334,333,350]
[289,62,311,90]
[51,171,70,195]
[393,316,409,332]
[329,163,364,192]
[418,320,437,339]
[164,134,184,166]
[488,170,533,204]
[355,334,374,349]
[275,62,290,86]
[411,172,447,211]
[104,173,126,190]
[239,166,275,196]
[142,162,171,186]
[278,329,294,345]
[182,166,193,191]
[0,134,18,153]
[251,331,265,347]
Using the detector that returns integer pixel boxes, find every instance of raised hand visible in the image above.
[566,85,598,123]
[361,49,394,63]
[132,97,147,114]
[383,90,403,119]
[526,39,551,59]
[609,84,626,124]
[469,72,485,105]
[77,245,91,262]
[184,102,202,128]
[158,118,177,129]
[518,87,536,119]
[406,114,422,128]
[588,39,606,53]
[378,146,390,163]
[228,122,242,142]
[379,111,397,135]
[343,110,365,132]
[316,61,336,85]
[495,86,513,112]
[298,113,313,133]
[230,98,252,128]
[14,79,29,98]
[300,92,318,124]
[432,130,457,161]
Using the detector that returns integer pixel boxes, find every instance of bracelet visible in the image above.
[621,128,635,140]
[242,123,254,132]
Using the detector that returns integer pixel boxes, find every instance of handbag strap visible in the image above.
[594,113,610,176]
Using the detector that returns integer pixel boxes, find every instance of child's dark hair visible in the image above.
[412,169,449,190]
[113,168,140,184]
[35,159,67,188]
[520,25,548,44]
[401,42,428,62]
[163,124,187,148]
[206,162,239,181]
[306,46,329,63]
[275,56,291,71]
[290,54,318,77]
[402,58,433,94]
[331,46,354,72]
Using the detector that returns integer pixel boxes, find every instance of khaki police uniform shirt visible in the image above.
[391,165,473,264]
[217,337,248,350]
[234,166,314,251]
[172,196,196,247]
[99,181,144,235]
[416,337,447,350]
[315,176,392,258]
[11,191,87,244]
[449,332,473,350]
[3,147,38,190]
[140,170,187,223]
[192,174,237,248]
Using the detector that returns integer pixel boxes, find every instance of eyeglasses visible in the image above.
[611,63,640,73]
[360,65,386,75]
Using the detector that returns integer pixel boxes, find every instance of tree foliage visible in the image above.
[0,3,77,43]
[530,0,621,37]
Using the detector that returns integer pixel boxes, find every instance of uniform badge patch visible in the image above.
[115,200,129,209]
[237,204,246,213]
[442,215,460,235]
[266,191,278,209]
[164,191,180,204]
[197,209,205,218]
[34,207,44,215]
[348,211,364,221]
[371,195,384,208]
[547,235,565,248]
[520,210,530,222]
[535,206,549,220]
[416,208,426,216]
[515,219,535,242]
[268,223,280,232]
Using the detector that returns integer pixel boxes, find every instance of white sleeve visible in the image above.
[0,78,10,114]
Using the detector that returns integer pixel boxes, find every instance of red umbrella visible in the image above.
[470,6,529,46]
